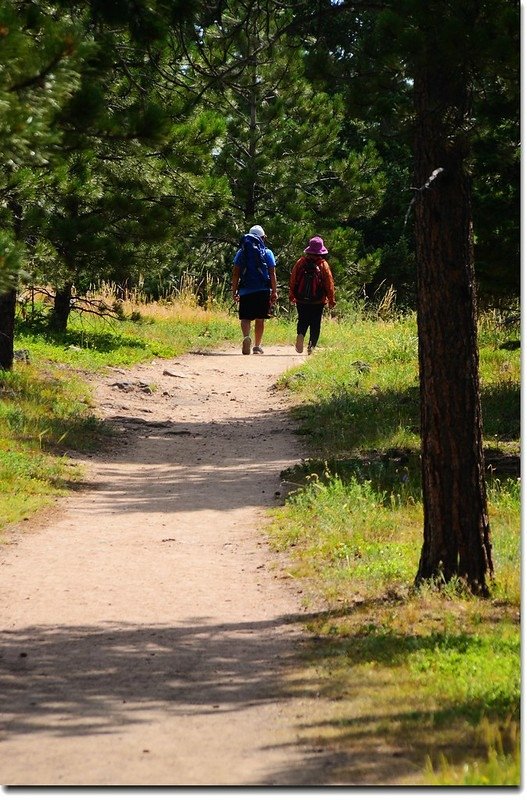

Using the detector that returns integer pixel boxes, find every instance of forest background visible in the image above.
[0,0,519,327]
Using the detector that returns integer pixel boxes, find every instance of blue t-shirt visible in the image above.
[234,241,276,296]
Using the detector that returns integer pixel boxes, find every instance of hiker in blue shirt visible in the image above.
[231,224,278,355]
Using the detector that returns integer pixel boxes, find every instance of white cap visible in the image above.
[249,224,265,238]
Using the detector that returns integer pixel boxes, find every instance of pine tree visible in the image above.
[301,0,519,308]
[10,0,230,331]
[294,0,518,594]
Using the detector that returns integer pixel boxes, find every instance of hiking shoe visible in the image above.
[295,334,304,353]
[252,346,264,354]
[307,343,315,355]
[242,336,251,355]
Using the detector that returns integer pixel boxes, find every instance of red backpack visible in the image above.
[293,257,325,302]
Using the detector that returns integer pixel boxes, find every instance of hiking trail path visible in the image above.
[1,344,418,788]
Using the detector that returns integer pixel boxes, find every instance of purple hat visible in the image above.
[304,236,328,256]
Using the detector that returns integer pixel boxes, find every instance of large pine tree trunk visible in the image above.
[413,63,493,594]
[0,288,16,370]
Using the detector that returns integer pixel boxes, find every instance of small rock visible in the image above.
[163,370,188,379]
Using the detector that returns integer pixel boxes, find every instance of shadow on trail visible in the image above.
[0,614,421,785]
[0,617,302,736]
[76,407,301,515]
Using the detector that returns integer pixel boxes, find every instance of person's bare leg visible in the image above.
[254,319,264,347]
[241,319,252,354]
[241,320,251,338]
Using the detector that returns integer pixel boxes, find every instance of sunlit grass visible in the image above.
[16,305,240,369]
[278,312,519,456]
[273,472,422,600]
[16,296,298,370]
[424,720,520,786]
[0,364,100,533]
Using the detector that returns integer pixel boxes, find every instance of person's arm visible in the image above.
[265,249,278,303]
[270,268,278,303]
[323,262,336,307]
[232,264,240,301]
[289,260,300,303]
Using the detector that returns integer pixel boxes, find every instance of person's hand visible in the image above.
[329,301,336,309]
[233,291,239,302]
[271,291,278,303]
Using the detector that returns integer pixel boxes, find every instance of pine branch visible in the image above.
[8,50,68,94]
[28,286,121,321]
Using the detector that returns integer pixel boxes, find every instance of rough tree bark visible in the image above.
[0,289,17,370]
[49,283,73,332]
[0,198,22,369]
[413,57,493,595]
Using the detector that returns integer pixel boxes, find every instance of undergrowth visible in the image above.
[269,311,520,786]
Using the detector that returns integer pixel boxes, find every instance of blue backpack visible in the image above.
[238,234,270,288]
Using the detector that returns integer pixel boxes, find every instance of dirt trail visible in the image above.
[0,343,347,787]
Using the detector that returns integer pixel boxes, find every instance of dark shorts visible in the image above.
[238,290,271,320]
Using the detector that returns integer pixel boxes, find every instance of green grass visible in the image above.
[0,363,103,534]
[15,298,298,369]
[278,313,519,455]
[15,309,240,369]
[273,472,423,597]
[269,310,520,785]
[424,724,520,785]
